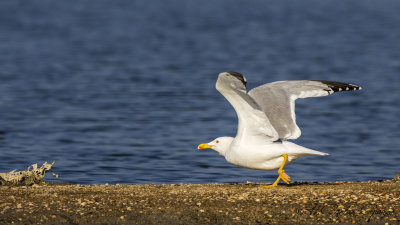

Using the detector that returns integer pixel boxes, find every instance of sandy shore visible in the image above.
[1,180,399,224]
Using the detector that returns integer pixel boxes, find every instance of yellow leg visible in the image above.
[262,154,291,187]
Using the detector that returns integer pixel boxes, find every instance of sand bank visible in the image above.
[1,180,399,224]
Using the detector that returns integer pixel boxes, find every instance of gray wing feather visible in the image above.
[248,80,361,140]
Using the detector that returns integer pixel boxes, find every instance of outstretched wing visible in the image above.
[216,72,279,143]
[248,80,362,140]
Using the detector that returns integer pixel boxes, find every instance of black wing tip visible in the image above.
[314,80,362,93]
[226,71,247,86]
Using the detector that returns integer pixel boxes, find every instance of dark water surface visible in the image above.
[0,0,399,184]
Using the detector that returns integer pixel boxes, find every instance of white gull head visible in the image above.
[198,137,234,156]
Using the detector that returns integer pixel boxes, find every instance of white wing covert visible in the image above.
[216,72,279,143]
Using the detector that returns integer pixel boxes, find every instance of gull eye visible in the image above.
[216,140,219,143]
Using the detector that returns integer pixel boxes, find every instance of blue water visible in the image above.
[0,0,399,184]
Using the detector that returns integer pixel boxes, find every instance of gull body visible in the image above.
[206,137,326,171]
[198,72,361,186]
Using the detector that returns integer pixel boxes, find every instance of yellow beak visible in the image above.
[198,143,213,149]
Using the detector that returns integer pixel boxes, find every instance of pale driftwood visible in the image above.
[0,162,55,186]
[395,173,400,181]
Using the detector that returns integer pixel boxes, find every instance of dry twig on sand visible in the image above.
[0,162,55,186]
